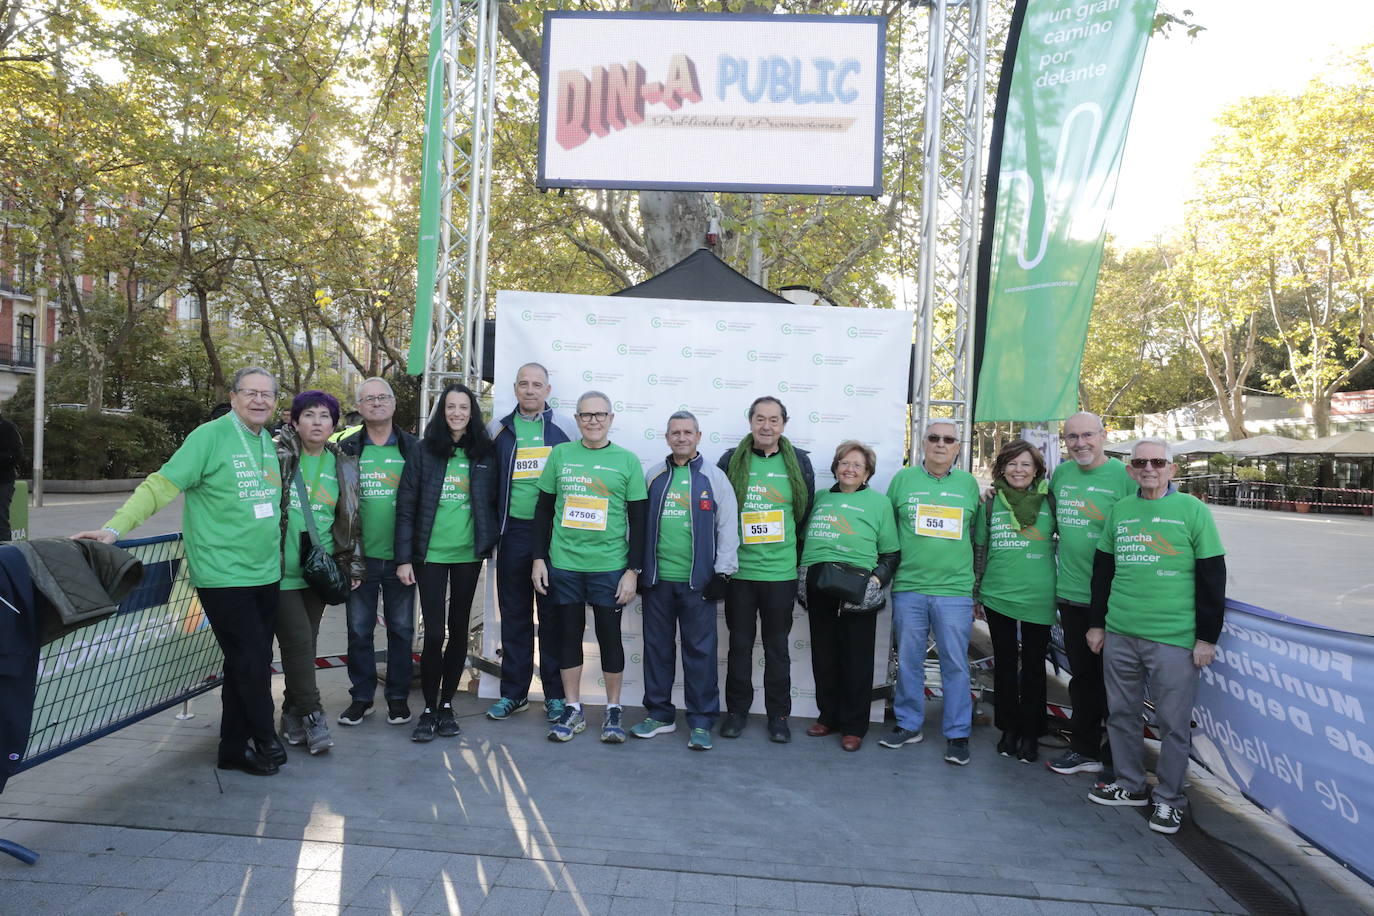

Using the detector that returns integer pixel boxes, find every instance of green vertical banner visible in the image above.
[974,0,1157,421]
[407,0,445,375]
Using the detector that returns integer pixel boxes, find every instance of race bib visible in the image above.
[561,494,608,530]
[254,503,275,520]
[741,509,785,544]
[513,446,552,480]
[915,504,962,539]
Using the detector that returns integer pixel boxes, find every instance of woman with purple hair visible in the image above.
[274,390,365,754]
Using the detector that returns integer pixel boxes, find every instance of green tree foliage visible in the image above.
[1179,53,1374,435]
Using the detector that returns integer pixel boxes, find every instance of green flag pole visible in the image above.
[408,0,445,377]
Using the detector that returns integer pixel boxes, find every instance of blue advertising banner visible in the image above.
[1192,600,1373,884]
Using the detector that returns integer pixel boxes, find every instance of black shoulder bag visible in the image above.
[293,470,351,605]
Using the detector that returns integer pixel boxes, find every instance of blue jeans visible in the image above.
[345,557,416,703]
[891,591,973,738]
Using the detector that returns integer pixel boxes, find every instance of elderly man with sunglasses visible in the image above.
[1085,438,1226,835]
[881,420,982,765]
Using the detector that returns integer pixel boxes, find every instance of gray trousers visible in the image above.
[276,587,327,716]
[1103,632,1198,809]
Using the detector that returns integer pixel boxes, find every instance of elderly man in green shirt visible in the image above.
[1086,438,1226,835]
[881,420,982,765]
[74,367,288,776]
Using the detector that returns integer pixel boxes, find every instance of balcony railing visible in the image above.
[0,344,48,370]
[0,281,34,300]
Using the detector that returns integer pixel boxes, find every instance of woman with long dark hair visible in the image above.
[974,439,1057,764]
[395,384,497,741]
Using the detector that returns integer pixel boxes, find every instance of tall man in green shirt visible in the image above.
[486,363,578,723]
[74,367,288,776]
[1086,438,1226,835]
[1045,412,1137,777]
[881,420,982,765]
[716,396,815,744]
[336,377,420,728]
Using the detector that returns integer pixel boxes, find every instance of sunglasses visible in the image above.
[1129,458,1169,469]
[926,434,958,445]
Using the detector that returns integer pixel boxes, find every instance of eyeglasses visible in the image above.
[576,411,610,423]
[235,388,277,401]
[926,434,958,445]
[1130,457,1169,469]
[359,395,395,405]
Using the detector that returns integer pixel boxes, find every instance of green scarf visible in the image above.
[993,477,1048,530]
[726,434,809,519]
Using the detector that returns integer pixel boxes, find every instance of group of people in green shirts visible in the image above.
[73,365,1227,835]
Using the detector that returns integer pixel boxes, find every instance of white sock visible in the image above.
[607,703,622,711]
[569,702,583,712]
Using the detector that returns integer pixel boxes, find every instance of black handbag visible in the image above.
[293,470,351,605]
[812,561,870,606]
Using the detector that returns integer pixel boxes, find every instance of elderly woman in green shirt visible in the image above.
[798,441,900,752]
[973,439,1057,764]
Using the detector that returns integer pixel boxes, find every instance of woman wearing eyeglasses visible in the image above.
[798,441,900,752]
[973,439,1056,764]
[395,383,498,742]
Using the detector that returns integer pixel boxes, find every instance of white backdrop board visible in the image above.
[479,290,915,721]
[537,12,886,195]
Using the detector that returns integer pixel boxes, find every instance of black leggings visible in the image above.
[558,603,625,673]
[416,561,482,709]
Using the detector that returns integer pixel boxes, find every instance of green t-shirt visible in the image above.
[887,464,981,596]
[800,486,900,570]
[1098,491,1226,649]
[537,440,648,573]
[973,492,1056,625]
[358,442,404,560]
[1051,458,1135,604]
[157,413,283,588]
[735,453,800,582]
[509,414,552,521]
[282,452,339,590]
[656,464,693,583]
[426,452,477,563]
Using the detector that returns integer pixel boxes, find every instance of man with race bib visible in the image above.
[531,391,648,743]
[716,396,815,744]
[881,419,981,766]
[486,362,578,724]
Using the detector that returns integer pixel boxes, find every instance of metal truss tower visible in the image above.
[911,0,987,465]
[417,0,500,428]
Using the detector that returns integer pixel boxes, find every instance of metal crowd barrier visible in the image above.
[17,533,224,771]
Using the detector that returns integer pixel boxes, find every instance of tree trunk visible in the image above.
[196,288,227,401]
[639,191,713,272]
[1311,395,1331,439]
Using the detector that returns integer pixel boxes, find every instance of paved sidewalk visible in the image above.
[2,663,1370,914]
